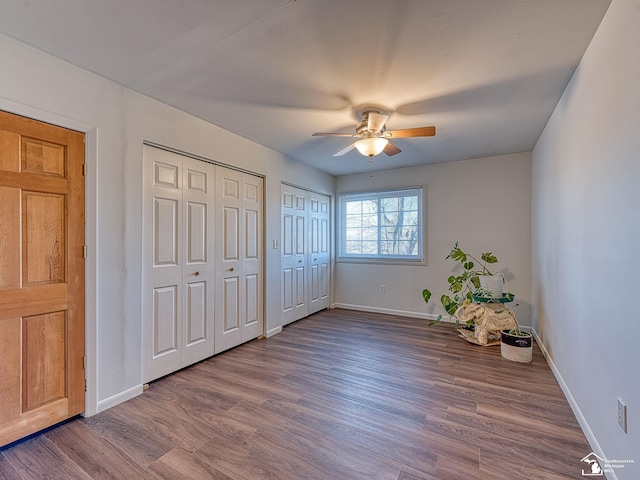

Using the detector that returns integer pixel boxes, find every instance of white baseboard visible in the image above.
[95,384,144,414]
[531,330,615,480]
[332,303,440,321]
[265,326,283,338]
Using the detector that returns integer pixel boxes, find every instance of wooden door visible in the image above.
[0,110,85,446]
[214,167,263,353]
[308,192,330,314]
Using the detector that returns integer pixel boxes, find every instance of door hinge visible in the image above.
[83,245,87,258]
[83,355,87,369]
[82,164,87,176]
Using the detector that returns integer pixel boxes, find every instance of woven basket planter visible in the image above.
[500,329,533,363]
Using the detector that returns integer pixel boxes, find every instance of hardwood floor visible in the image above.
[1,309,592,479]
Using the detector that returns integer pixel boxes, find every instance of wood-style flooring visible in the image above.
[1,309,593,479]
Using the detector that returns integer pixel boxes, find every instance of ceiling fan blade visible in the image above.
[386,126,436,138]
[312,132,354,137]
[367,112,390,132]
[383,142,402,156]
[333,143,356,157]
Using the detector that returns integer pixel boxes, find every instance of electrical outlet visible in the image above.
[618,398,627,433]
[379,285,386,294]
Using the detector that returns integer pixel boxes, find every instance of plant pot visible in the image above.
[478,274,504,298]
[500,329,533,363]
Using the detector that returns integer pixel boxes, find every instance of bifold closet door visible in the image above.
[143,147,215,383]
[281,185,308,325]
[214,167,263,353]
[308,191,330,314]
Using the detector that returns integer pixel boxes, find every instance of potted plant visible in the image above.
[421,242,510,326]
[500,322,533,363]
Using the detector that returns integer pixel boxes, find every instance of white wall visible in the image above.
[532,0,639,476]
[334,152,532,327]
[0,33,334,415]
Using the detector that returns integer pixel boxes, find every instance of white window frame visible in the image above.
[338,187,424,263]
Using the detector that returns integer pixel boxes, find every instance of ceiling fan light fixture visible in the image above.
[355,137,388,157]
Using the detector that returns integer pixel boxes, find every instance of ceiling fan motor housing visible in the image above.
[357,110,385,136]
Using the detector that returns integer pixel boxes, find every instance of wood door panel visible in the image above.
[0,110,84,447]
[0,170,68,193]
[0,318,21,423]
[0,130,20,171]
[23,192,66,285]
[22,312,66,412]
[0,284,68,319]
[0,186,21,290]
[21,137,66,177]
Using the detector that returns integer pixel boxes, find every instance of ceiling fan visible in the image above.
[312,110,436,160]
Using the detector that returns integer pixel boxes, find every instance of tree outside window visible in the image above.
[339,188,422,261]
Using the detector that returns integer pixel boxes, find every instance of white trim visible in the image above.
[266,326,283,338]
[96,384,144,414]
[531,329,616,480]
[332,303,439,321]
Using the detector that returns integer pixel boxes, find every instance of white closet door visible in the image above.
[143,146,216,383]
[145,147,183,382]
[181,156,215,367]
[281,184,308,325]
[308,191,331,314]
[240,173,263,342]
[215,167,263,353]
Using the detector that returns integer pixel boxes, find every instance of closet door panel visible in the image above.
[181,157,214,367]
[215,167,243,352]
[308,192,331,314]
[241,175,263,340]
[145,147,183,381]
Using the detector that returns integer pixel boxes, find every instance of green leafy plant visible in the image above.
[422,242,510,326]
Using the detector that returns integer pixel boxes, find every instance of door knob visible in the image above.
[229,267,235,272]
[194,271,200,276]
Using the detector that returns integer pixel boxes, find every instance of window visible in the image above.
[338,187,423,261]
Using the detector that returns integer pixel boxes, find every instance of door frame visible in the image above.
[0,100,98,416]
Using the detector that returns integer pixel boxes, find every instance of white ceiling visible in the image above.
[0,0,611,175]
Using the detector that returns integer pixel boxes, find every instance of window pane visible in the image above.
[340,189,422,260]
